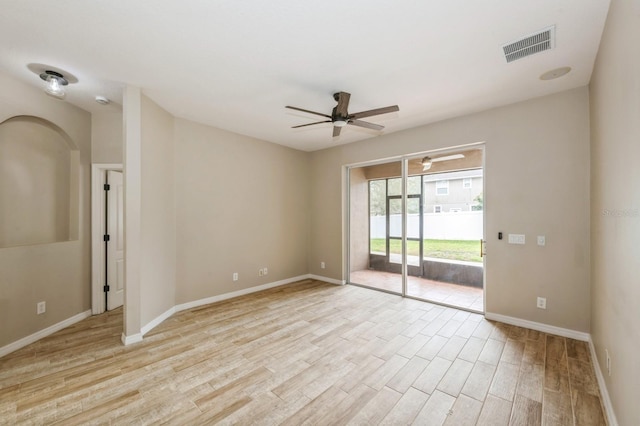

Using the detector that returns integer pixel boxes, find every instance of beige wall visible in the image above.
[0,117,74,247]
[0,72,91,348]
[310,87,591,332]
[123,86,142,338]
[91,109,123,164]
[174,119,310,304]
[589,0,640,424]
[349,167,369,272]
[140,95,176,325]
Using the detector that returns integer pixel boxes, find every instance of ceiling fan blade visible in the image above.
[432,154,465,162]
[349,119,384,131]
[350,105,399,120]
[333,126,342,137]
[334,92,351,117]
[292,120,332,129]
[285,105,331,119]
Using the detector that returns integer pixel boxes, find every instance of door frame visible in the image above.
[91,163,123,315]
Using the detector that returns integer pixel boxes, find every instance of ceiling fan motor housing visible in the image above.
[286,91,399,136]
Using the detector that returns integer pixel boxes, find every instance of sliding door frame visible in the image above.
[344,142,486,313]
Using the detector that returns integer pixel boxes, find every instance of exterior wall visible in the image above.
[309,87,591,332]
[0,72,91,348]
[589,0,640,424]
[424,176,483,212]
[349,167,369,272]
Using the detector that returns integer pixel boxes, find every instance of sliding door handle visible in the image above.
[480,239,487,257]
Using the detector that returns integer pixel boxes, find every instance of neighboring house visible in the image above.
[423,169,483,213]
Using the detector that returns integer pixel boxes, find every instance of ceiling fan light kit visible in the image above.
[286,91,399,137]
[422,157,433,171]
[420,153,466,171]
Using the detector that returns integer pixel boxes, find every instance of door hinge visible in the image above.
[103,285,110,292]
[103,234,110,242]
[104,183,110,191]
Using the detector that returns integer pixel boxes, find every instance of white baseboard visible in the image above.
[174,274,311,313]
[2,275,344,353]
[588,337,619,426]
[138,274,342,338]
[483,313,618,423]
[307,274,345,285]
[121,332,143,346]
[125,275,315,343]
[141,306,176,337]
[484,312,590,341]
[0,310,91,358]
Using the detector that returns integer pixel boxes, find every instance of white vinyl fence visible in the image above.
[371,211,483,240]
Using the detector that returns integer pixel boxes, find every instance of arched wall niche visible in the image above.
[0,115,80,248]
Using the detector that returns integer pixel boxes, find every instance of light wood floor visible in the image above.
[0,279,606,425]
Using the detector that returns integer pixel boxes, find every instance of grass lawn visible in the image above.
[369,238,482,263]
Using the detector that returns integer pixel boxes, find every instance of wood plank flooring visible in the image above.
[0,280,607,425]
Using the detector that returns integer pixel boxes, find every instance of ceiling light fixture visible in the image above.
[422,157,432,171]
[333,119,348,128]
[39,70,68,99]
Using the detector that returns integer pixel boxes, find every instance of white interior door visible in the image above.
[107,170,124,311]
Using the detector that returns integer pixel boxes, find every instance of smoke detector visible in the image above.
[502,26,555,63]
[540,67,572,80]
[95,96,110,105]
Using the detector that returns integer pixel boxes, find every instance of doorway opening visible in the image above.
[348,146,485,312]
[91,164,124,315]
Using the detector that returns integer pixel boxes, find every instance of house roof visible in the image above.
[0,1,610,151]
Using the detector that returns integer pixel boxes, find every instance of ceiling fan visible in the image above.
[420,154,465,170]
[286,92,399,137]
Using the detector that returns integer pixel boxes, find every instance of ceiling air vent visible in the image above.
[502,26,555,63]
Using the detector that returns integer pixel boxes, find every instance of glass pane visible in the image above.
[407,198,420,239]
[387,177,401,196]
[350,161,402,295]
[407,175,421,195]
[407,160,485,312]
[369,180,386,255]
[389,199,402,238]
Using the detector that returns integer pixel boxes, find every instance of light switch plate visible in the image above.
[508,234,525,244]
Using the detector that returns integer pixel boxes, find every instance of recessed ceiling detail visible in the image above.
[503,26,556,63]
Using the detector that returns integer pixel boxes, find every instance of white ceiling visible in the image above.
[0,1,610,151]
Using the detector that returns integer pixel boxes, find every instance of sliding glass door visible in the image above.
[348,161,404,294]
[347,147,485,313]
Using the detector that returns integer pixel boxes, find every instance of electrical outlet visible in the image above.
[263,267,268,275]
[536,297,547,309]
[606,349,611,376]
[320,262,325,269]
[537,235,546,246]
[232,272,238,281]
[258,269,264,277]
[37,301,46,315]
